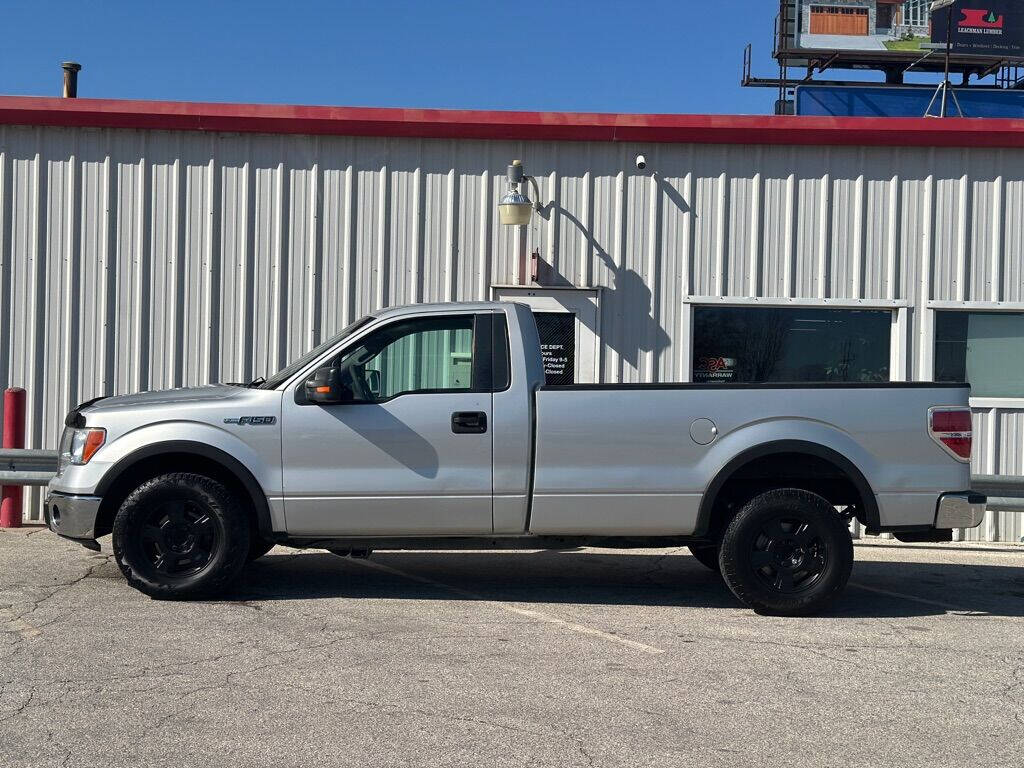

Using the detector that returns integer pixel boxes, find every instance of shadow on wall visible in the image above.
[531,178,679,376]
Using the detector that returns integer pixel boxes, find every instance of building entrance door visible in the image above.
[876,3,893,31]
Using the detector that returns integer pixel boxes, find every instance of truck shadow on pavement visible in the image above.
[225,550,1024,619]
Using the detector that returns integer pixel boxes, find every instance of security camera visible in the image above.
[635,154,647,170]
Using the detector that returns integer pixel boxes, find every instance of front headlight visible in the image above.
[58,427,106,472]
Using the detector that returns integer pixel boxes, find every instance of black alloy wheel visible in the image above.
[747,515,827,594]
[138,498,221,578]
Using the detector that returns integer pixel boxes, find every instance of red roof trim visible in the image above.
[1,95,1023,148]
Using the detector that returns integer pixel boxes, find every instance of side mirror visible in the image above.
[304,367,347,405]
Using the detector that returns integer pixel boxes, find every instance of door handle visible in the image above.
[451,411,487,434]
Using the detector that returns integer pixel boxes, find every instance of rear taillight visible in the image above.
[929,407,972,462]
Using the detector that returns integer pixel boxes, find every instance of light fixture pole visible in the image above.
[499,160,542,227]
[498,160,545,286]
[925,0,964,117]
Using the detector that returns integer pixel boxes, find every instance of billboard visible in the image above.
[791,0,1024,58]
[934,2,1024,57]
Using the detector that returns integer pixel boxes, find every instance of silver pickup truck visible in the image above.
[45,301,985,615]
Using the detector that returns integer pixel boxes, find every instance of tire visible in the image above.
[112,473,250,599]
[246,537,275,562]
[687,544,720,572]
[719,488,853,616]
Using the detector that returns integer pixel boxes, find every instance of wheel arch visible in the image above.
[93,440,274,540]
[695,439,879,537]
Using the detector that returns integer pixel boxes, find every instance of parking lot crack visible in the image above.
[5,554,113,630]
[995,658,1024,727]
[642,547,685,582]
[0,689,36,724]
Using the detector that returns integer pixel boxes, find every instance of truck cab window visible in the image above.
[339,315,475,402]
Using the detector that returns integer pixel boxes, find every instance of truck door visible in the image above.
[280,311,495,536]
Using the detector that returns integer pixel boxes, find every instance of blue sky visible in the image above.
[3,1,937,115]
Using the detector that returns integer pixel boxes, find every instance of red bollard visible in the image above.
[1,387,27,528]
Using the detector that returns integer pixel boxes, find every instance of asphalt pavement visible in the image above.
[2,527,1023,767]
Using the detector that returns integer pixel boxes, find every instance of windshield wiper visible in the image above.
[247,376,266,388]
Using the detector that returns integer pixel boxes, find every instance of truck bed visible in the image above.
[529,382,971,536]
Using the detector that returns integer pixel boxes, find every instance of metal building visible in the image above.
[1,96,1023,540]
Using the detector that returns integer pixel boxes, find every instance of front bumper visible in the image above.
[935,491,987,530]
[44,491,102,540]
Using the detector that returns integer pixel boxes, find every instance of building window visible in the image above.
[902,0,929,28]
[810,5,868,16]
[935,312,1024,398]
[692,306,891,384]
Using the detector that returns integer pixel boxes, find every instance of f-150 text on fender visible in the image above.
[45,302,985,615]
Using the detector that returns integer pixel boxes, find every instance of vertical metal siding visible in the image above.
[1,124,1022,539]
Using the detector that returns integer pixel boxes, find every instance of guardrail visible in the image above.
[0,449,59,486]
[3,446,1024,524]
[969,474,1024,513]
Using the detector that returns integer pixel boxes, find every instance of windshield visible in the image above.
[257,315,375,389]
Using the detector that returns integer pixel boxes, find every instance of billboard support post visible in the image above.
[926,3,965,118]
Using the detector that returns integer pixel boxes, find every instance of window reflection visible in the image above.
[935,311,1024,398]
[692,307,891,384]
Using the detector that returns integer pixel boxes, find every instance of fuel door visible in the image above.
[689,418,719,446]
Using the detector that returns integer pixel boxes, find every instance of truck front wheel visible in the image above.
[112,473,250,599]
[719,488,853,616]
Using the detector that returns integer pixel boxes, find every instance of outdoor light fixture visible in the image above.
[499,160,542,226]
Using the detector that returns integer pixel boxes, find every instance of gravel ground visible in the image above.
[2,527,1023,767]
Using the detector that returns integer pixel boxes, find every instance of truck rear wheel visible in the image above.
[719,488,853,616]
[112,473,250,599]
